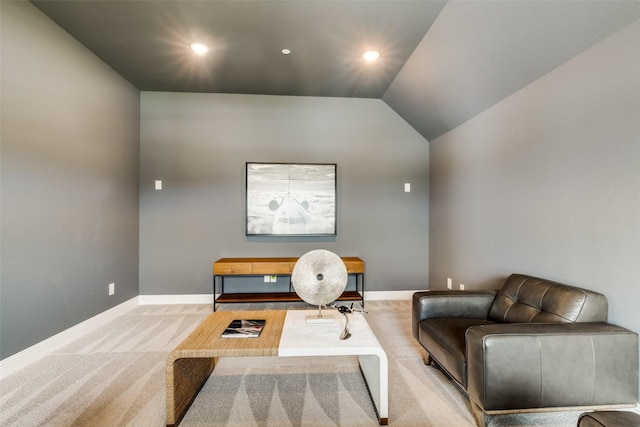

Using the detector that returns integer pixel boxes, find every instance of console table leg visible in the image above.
[212,275,223,312]
[359,272,365,309]
[212,276,216,312]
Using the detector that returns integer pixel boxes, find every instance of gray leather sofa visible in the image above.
[412,274,639,427]
[578,410,640,426]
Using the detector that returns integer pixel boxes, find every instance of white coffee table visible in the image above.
[279,310,389,424]
[166,309,388,425]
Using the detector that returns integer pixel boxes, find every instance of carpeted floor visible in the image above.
[0,300,592,426]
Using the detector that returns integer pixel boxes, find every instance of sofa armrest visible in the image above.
[466,322,639,412]
[412,290,497,339]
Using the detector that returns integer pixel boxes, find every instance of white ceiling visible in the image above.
[30,0,640,141]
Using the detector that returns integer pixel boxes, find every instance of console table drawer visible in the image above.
[213,262,252,275]
[343,258,365,273]
[252,262,291,274]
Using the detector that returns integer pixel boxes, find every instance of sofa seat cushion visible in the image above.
[419,317,495,386]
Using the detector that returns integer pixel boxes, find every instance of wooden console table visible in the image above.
[212,257,364,311]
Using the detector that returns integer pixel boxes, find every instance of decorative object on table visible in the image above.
[332,303,369,340]
[291,249,347,323]
[221,319,266,338]
[336,305,352,339]
[245,162,337,236]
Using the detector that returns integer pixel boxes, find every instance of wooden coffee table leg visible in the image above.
[166,356,216,427]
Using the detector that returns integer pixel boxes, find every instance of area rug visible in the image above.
[0,300,592,426]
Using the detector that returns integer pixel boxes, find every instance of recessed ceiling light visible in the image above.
[281,48,291,55]
[190,42,209,55]
[362,50,380,62]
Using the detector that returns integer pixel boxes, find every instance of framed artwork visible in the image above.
[246,162,337,236]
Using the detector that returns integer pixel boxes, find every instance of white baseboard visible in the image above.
[364,290,418,300]
[0,297,139,380]
[138,291,418,305]
[137,291,417,305]
[0,290,417,380]
[138,294,213,305]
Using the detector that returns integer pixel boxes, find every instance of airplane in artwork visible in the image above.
[268,184,311,234]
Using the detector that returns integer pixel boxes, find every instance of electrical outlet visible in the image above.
[271,275,277,282]
[447,278,452,289]
[264,275,270,283]
[108,282,115,296]
[460,284,465,290]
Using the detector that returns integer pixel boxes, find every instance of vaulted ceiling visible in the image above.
[30,1,640,141]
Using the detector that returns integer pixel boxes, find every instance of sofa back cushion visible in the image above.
[488,274,608,323]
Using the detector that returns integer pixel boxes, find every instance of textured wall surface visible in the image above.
[1,2,140,359]
[429,19,640,390]
[139,93,429,295]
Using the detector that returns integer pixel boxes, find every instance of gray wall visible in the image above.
[429,19,640,385]
[0,1,140,359]
[140,93,429,295]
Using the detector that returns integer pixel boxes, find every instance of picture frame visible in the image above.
[246,162,337,236]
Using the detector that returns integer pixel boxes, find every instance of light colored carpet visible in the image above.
[1,301,587,426]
